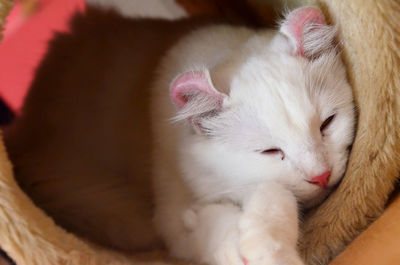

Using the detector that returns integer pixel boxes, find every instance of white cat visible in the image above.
[151,7,355,265]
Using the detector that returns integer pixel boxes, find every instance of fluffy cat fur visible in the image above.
[151,7,355,265]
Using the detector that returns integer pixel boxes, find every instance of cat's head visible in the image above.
[170,7,355,208]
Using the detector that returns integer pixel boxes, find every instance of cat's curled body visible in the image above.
[152,7,355,265]
[3,5,356,265]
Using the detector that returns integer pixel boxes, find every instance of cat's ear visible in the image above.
[170,70,227,134]
[279,6,337,58]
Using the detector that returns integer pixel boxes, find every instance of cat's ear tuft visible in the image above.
[170,70,227,134]
[280,6,337,58]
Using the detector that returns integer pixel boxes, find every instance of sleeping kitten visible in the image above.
[151,7,355,265]
[4,4,355,264]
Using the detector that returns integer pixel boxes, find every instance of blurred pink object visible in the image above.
[0,0,86,113]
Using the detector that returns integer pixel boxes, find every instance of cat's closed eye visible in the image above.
[260,148,285,160]
[320,114,335,135]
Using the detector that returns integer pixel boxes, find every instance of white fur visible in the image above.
[151,11,355,265]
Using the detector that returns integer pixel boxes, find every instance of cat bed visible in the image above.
[0,0,399,265]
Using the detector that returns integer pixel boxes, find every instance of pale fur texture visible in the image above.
[152,7,355,265]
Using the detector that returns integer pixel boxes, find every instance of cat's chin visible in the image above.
[301,188,331,209]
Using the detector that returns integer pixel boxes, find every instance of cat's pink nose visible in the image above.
[309,171,331,188]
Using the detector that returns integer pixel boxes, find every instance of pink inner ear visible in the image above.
[170,71,223,109]
[283,7,326,56]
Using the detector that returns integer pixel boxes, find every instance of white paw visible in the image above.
[239,236,304,265]
[238,216,304,265]
[213,229,244,265]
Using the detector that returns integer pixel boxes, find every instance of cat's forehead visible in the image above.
[228,48,346,115]
[230,54,317,124]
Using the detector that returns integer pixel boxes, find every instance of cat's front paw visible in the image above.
[240,241,304,265]
[239,233,304,265]
[180,203,244,265]
[238,216,304,265]
[213,228,244,265]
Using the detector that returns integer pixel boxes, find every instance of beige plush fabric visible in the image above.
[0,0,398,265]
